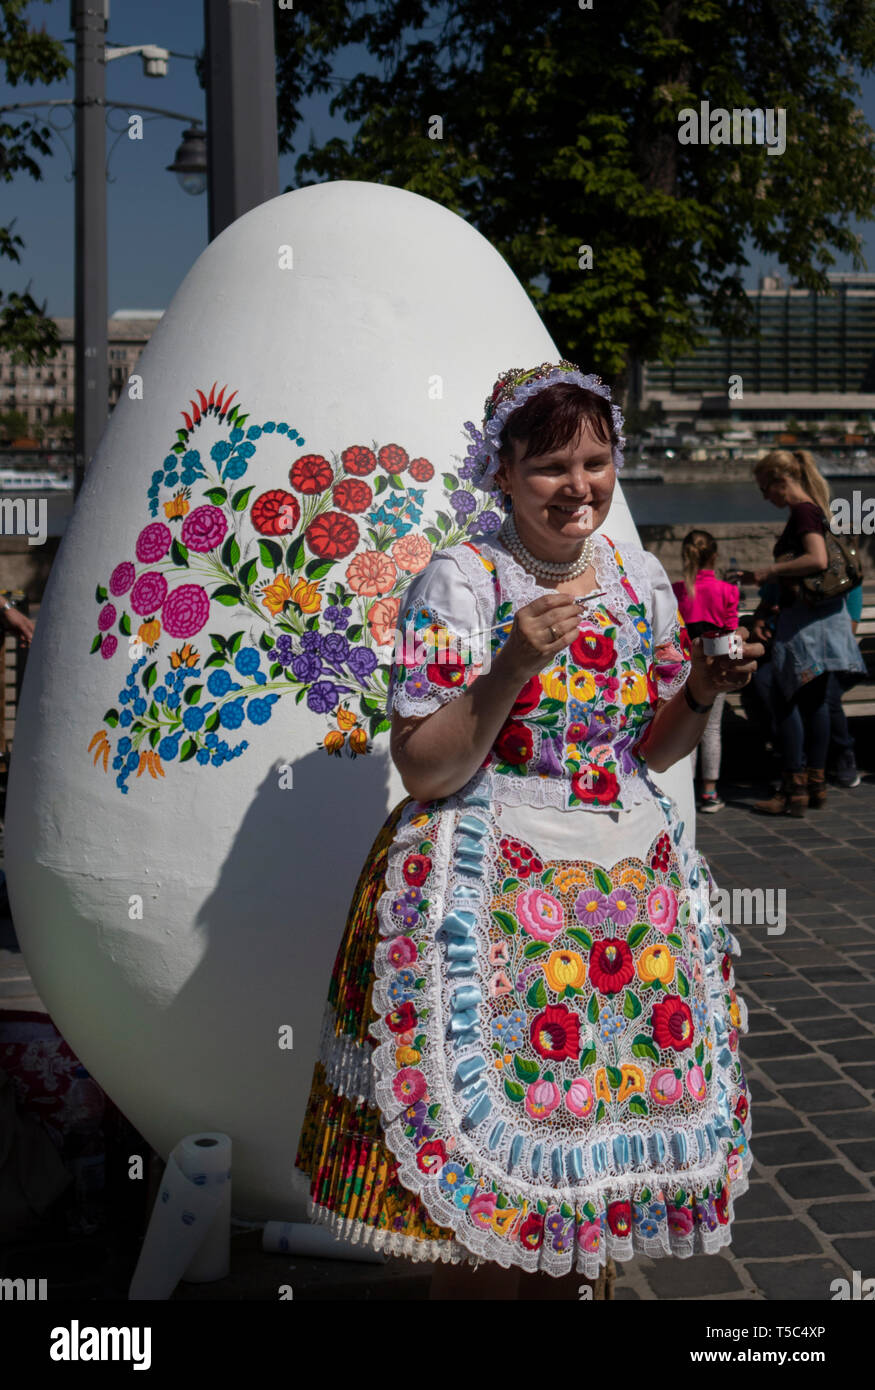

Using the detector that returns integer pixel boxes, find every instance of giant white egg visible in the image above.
[6,180,692,1219]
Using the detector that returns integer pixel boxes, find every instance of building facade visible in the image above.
[0,311,162,449]
[641,273,875,436]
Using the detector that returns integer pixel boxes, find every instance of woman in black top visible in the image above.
[737,450,866,815]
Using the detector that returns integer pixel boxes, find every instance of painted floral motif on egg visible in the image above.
[87,382,503,791]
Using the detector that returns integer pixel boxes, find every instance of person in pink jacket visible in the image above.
[672,531,739,811]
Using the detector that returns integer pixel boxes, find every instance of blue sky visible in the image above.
[5,0,875,319]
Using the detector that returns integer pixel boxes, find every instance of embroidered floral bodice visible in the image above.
[386,531,692,812]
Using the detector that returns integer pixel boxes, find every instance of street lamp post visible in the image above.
[64,0,278,496]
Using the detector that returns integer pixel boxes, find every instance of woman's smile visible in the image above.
[549,500,593,524]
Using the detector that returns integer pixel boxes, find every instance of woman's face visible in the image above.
[757,473,790,507]
[495,416,616,555]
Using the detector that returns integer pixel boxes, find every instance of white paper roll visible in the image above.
[262,1220,388,1263]
[128,1132,232,1300]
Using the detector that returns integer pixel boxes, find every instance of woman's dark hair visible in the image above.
[496,381,618,465]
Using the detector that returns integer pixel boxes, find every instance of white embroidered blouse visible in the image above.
[385,530,692,813]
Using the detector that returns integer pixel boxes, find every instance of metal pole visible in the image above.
[73,0,109,499]
[205,0,278,242]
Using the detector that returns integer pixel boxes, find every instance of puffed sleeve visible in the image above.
[644,551,692,701]
[385,551,485,718]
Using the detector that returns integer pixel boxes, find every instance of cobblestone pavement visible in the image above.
[1,781,873,1300]
[612,775,875,1301]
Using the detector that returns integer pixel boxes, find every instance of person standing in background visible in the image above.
[737,451,866,816]
[672,530,739,812]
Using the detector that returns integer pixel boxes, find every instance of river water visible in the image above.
[621,477,874,525]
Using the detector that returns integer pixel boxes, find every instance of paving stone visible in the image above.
[758,1056,844,1085]
[789,907,854,921]
[803,1017,873,1041]
[836,1140,875,1173]
[746,1076,777,1104]
[750,978,819,1001]
[734,958,779,981]
[811,929,875,945]
[783,854,845,869]
[852,1006,875,1024]
[766,945,844,966]
[810,1201,875,1235]
[738,961,798,980]
[752,1131,836,1166]
[817,853,870,868]
[824,984,875,1005]
[640,1253,743,1299]
[780,998,843,1019]
[746,1010,790,1033]
[782,881,843,898]
[802,965,870,984]
[776,1164,867,1199]
[810,1109,875,1140]
[819,1038,875,1064]
[742,1032,813,1059]
[841,1064,875,1090]
[734,1182,792,1220]
[750,1104,804,1133]
[743,1257,850,1301]
[831,1235,875,1275]
[729,1219,822,1258]
[735,949,777,964]
[808,1083,875,1111]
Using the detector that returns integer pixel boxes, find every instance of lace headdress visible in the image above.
[462,359,626,493]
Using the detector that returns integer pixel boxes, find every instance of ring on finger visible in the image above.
[548,624,557,642]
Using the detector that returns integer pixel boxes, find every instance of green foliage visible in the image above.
[276,0,875,398]
[1,1,72,361]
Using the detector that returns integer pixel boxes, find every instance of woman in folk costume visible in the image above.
[295,361,762,1300]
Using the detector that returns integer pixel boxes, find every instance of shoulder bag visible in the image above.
[800,512,863,607]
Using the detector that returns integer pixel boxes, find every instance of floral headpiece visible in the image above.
[461,359,626,493]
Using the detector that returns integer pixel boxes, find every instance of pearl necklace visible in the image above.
[499,512,595,580]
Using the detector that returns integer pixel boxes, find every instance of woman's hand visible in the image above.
[735,568,771,585]
[492,592,582,685]
[643,626,765,773]
[390,595,580,801]
[687,626,765,702]
[2,606,34,648]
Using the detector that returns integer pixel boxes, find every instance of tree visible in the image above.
[0,0,71,363]
[275,0,875,406]
[0,408,28,441]
[52,407,74,443]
